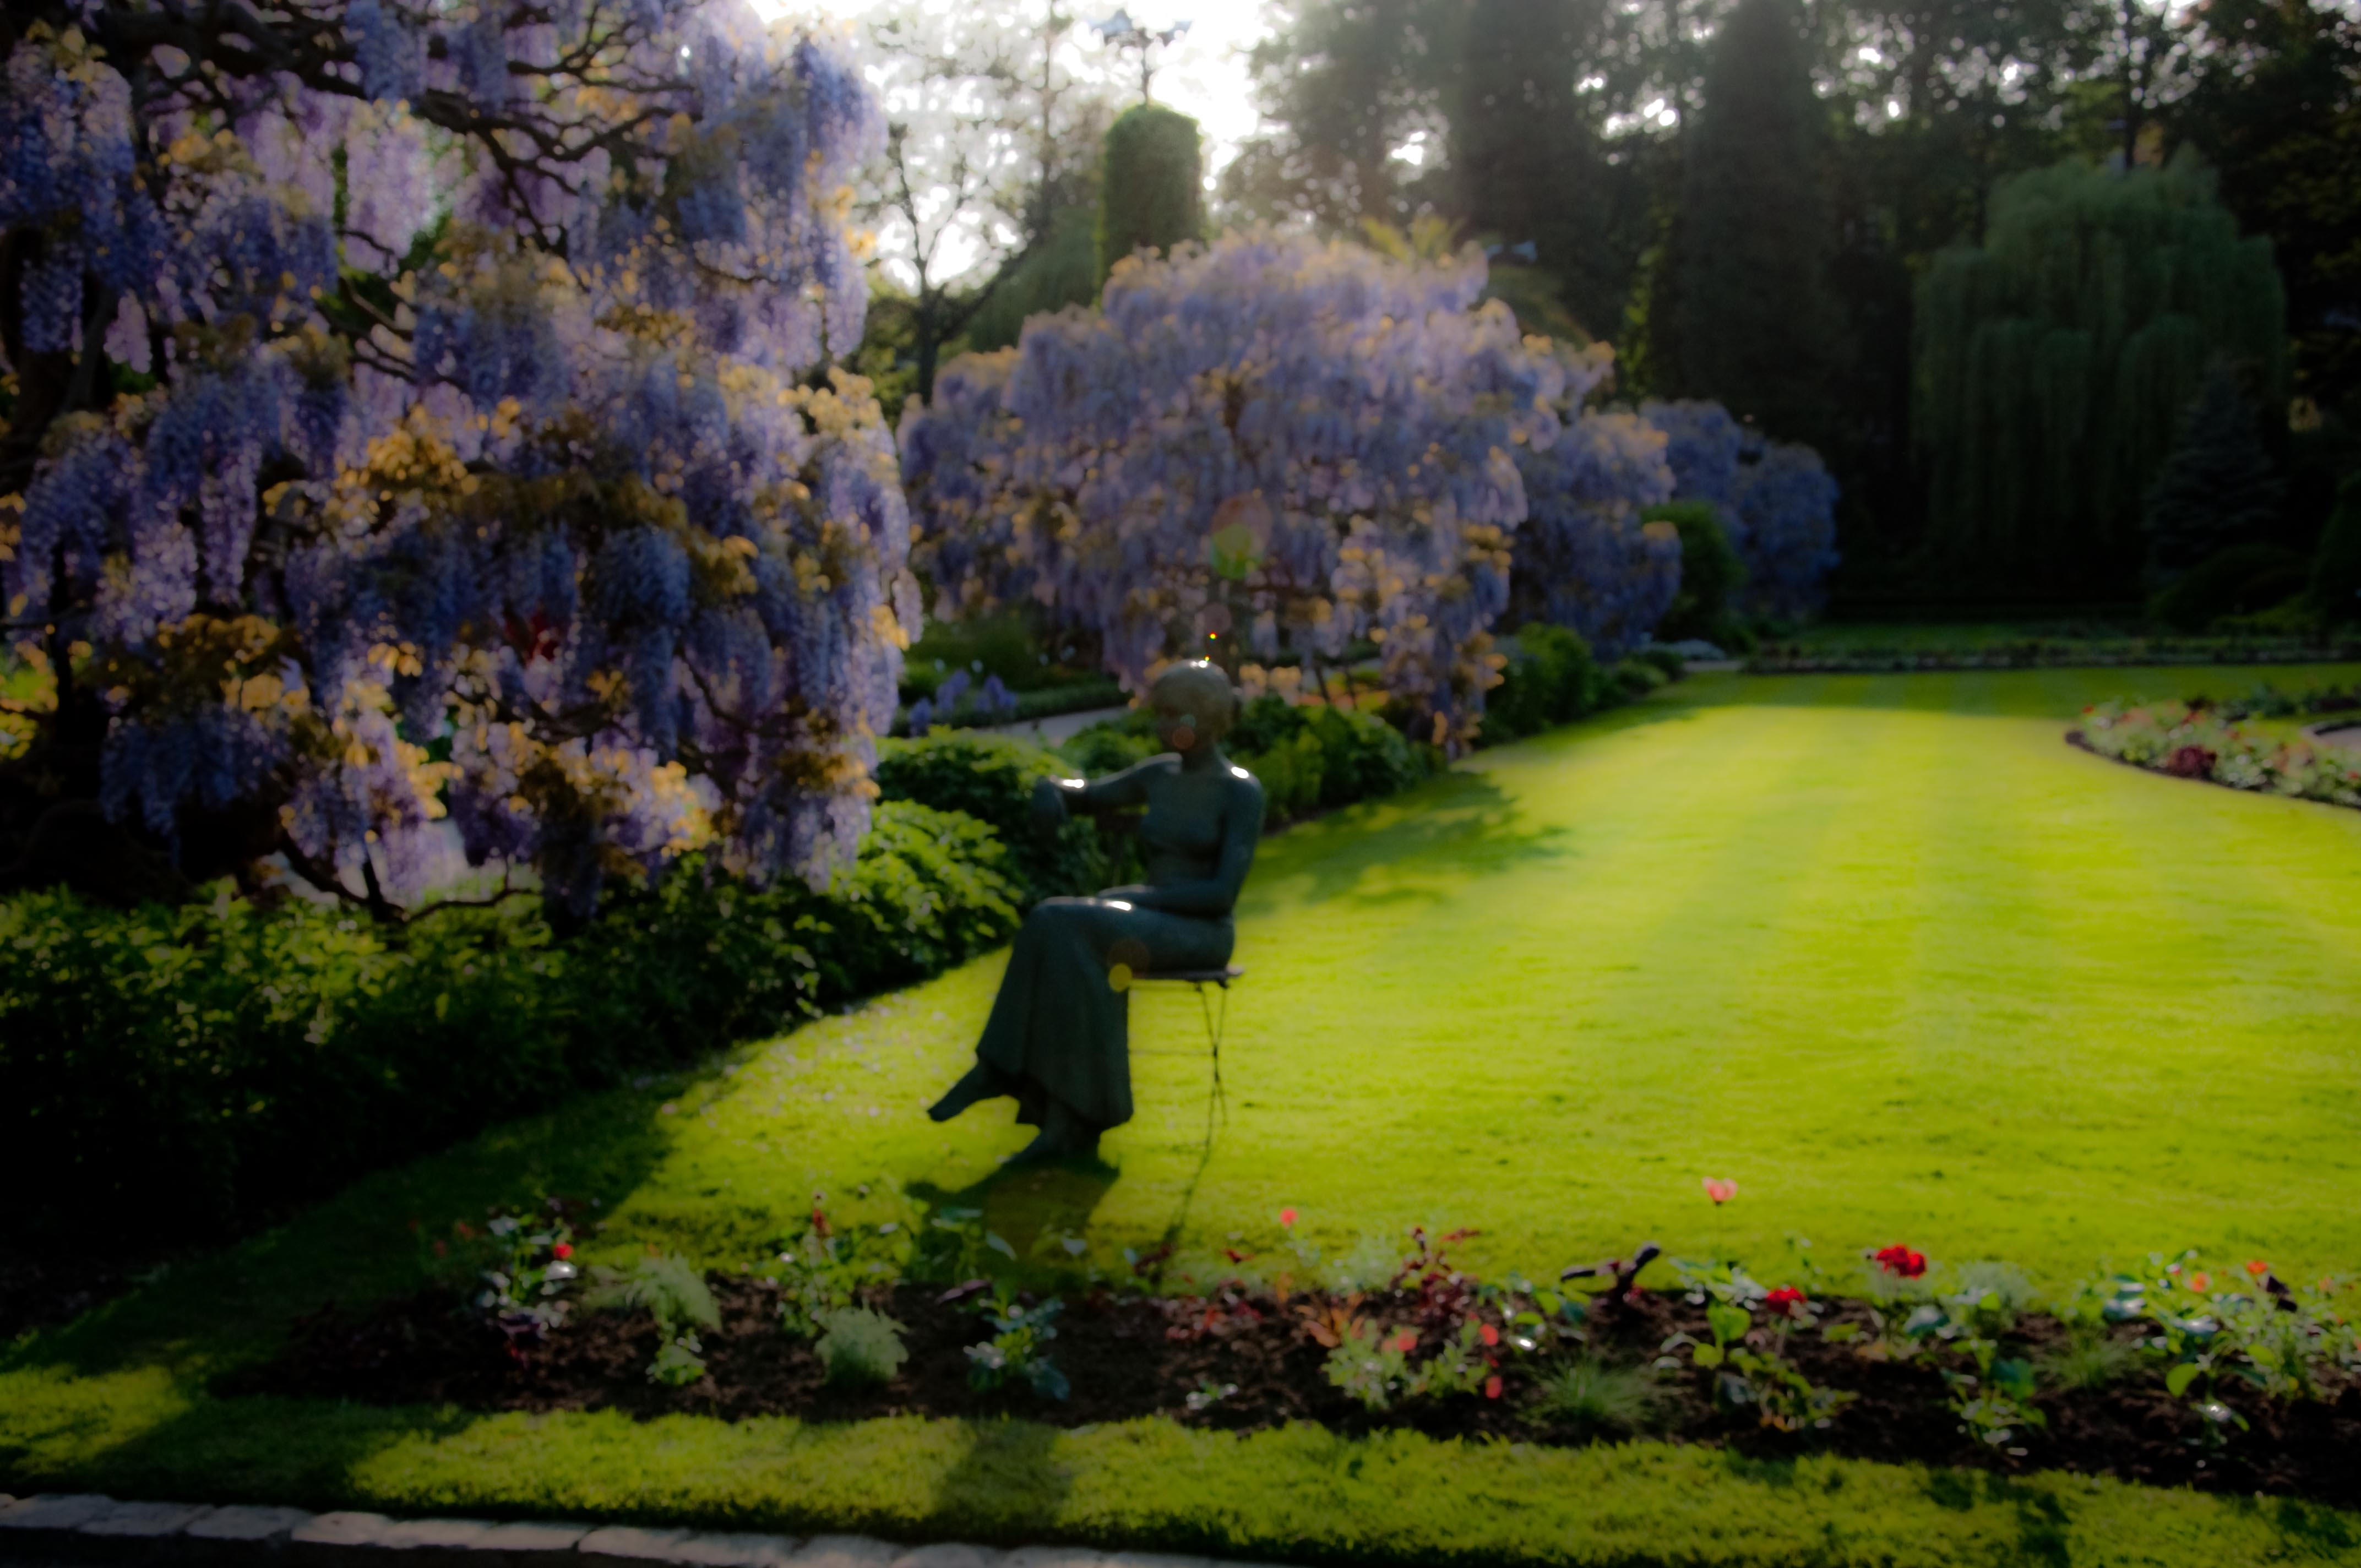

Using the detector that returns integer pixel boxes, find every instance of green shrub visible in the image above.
[586,1255,721,1387]
[1531,1358,1663,1436]
[814,1305,910,1387]
[1612,657,1671,699]
[1096,104,1202,282]
[1057,695,1435,826]
[2148,543,2309,632]
[1479,625,1603,745]
[0,800,1025,1242]
[874,732,1131,901]
[1648,499,1749,649]
[2311,471,2361,627]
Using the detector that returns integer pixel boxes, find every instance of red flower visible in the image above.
[552,1243,574,1260]
[1765,1286,1809,1319]
[1279,1207,1298,1228]
[1479,1323,1499,1347]
[1873,1244,1928,1280]
[2188,1271,2212,1293]
[1484,1374,1504,1400]
[1702,1178,1738,1205]
[2245,1260,2270,1278]
[433,1239,448,1258]
[810,1208,831,1239]
[1392,1330,1418,1353]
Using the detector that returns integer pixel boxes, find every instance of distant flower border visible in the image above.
[2069,699,2361,810]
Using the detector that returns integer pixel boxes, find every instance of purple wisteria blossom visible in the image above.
[2,3,912,916]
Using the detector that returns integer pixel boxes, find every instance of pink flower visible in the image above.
[1702,1178,1737,1205]
[1279,1207,1297,1228]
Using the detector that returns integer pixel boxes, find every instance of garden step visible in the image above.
[0,1496,1283,1568]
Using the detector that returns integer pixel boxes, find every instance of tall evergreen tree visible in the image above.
[2143,361,2285,579]
[1670,0,1847,453]
[1914,155,2287,599]
[2307,472,2361,626]
[1448,0,1620,337]
[1097,105,1205,281]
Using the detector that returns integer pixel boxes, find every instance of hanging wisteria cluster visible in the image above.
[902,231,1580,745]
[1640,399,1842,623]
[1506,342,1682,660]
[1,1,915,916]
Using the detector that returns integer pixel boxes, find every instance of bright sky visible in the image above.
[793,0,1278,178]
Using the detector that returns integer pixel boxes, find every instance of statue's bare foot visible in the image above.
[928,1063,1004,1123]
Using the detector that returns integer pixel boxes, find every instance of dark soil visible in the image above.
[225,1276,2361,1508]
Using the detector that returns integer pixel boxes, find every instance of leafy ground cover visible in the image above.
[8,663,2361,1563]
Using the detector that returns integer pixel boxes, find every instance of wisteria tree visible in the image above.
[1641,399,1840,624]
[900,231,1568,747]
[1506,341,1681,660]
[0,1,916,921]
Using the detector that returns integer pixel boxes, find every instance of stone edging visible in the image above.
[0,1494,1281,1568]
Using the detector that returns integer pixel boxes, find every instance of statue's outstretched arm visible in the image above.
[1031,756,1156,830]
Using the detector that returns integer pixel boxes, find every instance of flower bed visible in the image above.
[226,1212,2361,1511]
[2072,692,2361,809]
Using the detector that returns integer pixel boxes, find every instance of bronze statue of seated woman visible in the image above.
[928,660,1265,1163]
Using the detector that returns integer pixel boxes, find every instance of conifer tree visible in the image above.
[1671,0,1846,454]
[2142,361,2284,580]
[1449,0,1618,337]
[2311,473,2361,628]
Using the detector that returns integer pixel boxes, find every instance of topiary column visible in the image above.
[1096,104,1204,282]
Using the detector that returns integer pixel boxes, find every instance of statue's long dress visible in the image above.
[972,755,1265,1133]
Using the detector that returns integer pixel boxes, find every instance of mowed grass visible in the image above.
[580,661,2361,1294]
[8,662,2361,1564]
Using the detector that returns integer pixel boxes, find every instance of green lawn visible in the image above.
[8,663,2361,1565]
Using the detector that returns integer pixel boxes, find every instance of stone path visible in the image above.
[0,1494,1280,1568]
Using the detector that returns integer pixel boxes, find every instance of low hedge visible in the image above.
[0,799,1025,1244]
[873,732,1137,898]
[1054,695,1440,826]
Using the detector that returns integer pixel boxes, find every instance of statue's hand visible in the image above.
[1030,774,1080,832]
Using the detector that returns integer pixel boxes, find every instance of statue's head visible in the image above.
[1149,660,1238,755]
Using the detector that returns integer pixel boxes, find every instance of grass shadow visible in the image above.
[909,1159,1121,1272]
[928,1418,1074,1544]
[1248,769,1576,910]
[2,1079,681,1382]
[1921,1469,2071,1568]
[0,1391,480,1513]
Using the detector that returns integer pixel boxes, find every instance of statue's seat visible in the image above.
[1133,965,1244,988]
[1131,966,1243,1124]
